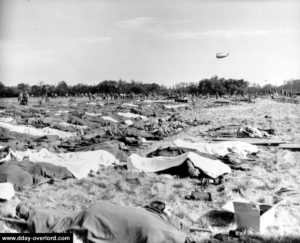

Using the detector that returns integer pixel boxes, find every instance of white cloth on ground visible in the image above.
[127,152,231,178]
[85,112,102,117]
[173,139,258,158]
[0,117,14,123]
[0,121,76,139]
[124,120,134,126]
[163,104,188,109]
[101,116,119,123]
[117,112,148,120]
[0,183,15,200]
[122,103,138,108]
[59,122,89,130]
[10,148,119,179]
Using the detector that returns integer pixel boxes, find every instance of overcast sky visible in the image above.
[0,0,299,87]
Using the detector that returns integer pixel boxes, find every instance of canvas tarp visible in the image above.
[0,161,74,190]
[101,116,119,123]
[58,122,89,130]
[24,202,187,243]
[117,112,148,120]
[0,117,14,123]
[173,139,258,158]
[9,149,119,179]
[122,103,138,108]
[0,121,76,139]
[163,104,188,109]
[127,152,231,178]
[85,112,102,117]
[0,182,15,200]
[147,146,250,171]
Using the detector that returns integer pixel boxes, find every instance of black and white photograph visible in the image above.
[0,0,299,242]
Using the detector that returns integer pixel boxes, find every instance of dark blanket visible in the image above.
[109,126,158,140]
[204,125,240,137]
[59,140,128,162]
[24,202,187,243]
[0,161,74,190]
[67,115,98,128]
[0,128,60,151]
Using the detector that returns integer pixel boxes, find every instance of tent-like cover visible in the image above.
[127,152,231,179]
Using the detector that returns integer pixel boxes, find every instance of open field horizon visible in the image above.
[0,97,299,242]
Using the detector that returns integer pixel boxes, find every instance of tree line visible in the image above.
[0,77,299,98]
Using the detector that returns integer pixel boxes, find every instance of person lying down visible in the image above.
[16,201,192,243]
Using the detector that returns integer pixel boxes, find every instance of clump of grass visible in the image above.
[173,182,184,188]
[94,180,108,189]
[114,179,128,192]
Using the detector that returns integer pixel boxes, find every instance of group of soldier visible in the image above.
[18,91,30,105]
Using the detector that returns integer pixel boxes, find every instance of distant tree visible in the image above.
[17,83,30,92]
[281,79,300,93]
[0,82,5,97]
[56,81,69,96]
[31,85,42,96]
[197,76,249,96]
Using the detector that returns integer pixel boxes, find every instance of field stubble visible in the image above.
[0,99,299,242]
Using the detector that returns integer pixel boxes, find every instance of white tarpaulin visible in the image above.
[59,122,89,130]
[143,100,174,103]
[86,102,103,106]
[173,139,258,158]
[127,152,231,178]
[85,112,102,117]
[0,121,76,139]
[0,117,14,123]
[54,110,69,116]
[11,148,119,179]
[101,116,119,123]
[122,103,138,108]
[117,112,148,120]
[124,120,134,126]
[0,183,15,200]
[163,104,188,109]
[85,114,118,122]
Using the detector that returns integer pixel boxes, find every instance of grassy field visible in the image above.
[0,98,299,242]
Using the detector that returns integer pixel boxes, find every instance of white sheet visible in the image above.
[86,102,96,106]
[0,117,14,123]
[11,148,119,179]
[173,139,258,158]
[54,110,69,116]
[163,104,188,109]
[85,112,102,117]
[0,121,76,139]
[0,183,15,200]
[143,100,174,103]
[127,152,231,178]
[122,103,138,108]
[101,116,119,123]
[117,112,148,120]
[59,122,89,130]
[86,102,103,106]
[124,120,134,126]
